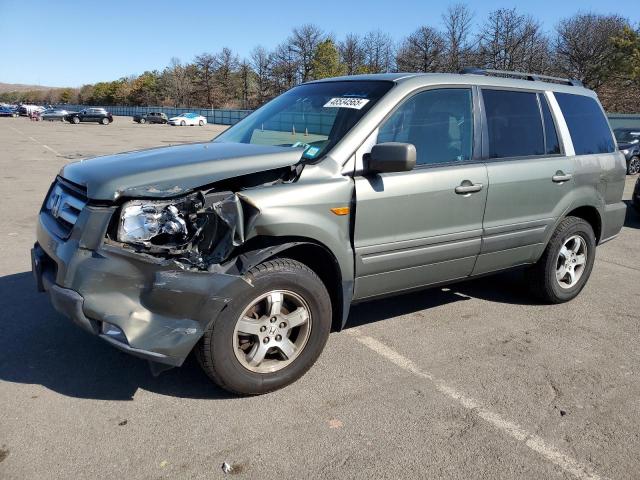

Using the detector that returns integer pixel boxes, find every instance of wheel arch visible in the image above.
[231,237,352,333]
[565,205,602,244]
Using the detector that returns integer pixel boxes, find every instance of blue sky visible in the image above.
[1,0,638,87]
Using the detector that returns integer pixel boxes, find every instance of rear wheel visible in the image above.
[197,258,332,395]
[528,216,596,303]
[628,156,640,175]
[198,119,204,126]
[180,120,186,126]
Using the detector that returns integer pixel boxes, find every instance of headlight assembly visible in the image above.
[118,199,190,247]
[622,149,630,155]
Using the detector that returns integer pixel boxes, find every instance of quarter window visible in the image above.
[483,89,545,158]
[554,93,615,155]
[539,94,560,155]
[377,88,473,166]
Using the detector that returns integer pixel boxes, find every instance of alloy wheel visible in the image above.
[556,235,588,289]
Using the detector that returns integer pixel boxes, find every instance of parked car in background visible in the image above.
[18,104,45,116]
[0,106,18,117]
[133,112,168,124]
[168,112,207,126]
[614,128,640,175]
[66,108,113,125]
[32,70,626,395]
[41,108,70,122]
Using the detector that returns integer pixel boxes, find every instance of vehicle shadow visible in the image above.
[624,200,640,229]
[345,269,535,329]
[1,268,534,401]
[0,271,234,401]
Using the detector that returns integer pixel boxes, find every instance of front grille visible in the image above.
[43,177,88,238]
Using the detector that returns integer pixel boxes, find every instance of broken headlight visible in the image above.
[117,200,190,247]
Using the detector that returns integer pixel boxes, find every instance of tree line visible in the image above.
[3,6,640,113]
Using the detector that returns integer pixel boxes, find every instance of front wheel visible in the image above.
[139,117,146,124]
[527,216,596,303]
[197,258,332,395]
[72,116,80,124]
[628,156,640,175]
[101,117,109,125]
[198,120,204,126]
[180,120,186,126]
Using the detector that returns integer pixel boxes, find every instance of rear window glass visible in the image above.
[554,93,615,155]
[483,89,544,158]
[539,94,560,154]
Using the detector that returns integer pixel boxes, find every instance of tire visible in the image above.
[180,120,186,126]
[197,258,332,395]
[139,117,146,124]
[101,117,109,125]
[198,120,204,126]
[72,116,80,124]
[628,156,640,175]
[527,216,596,304]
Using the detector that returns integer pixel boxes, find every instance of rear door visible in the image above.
[474,88,575,275]
[353,87,488,300]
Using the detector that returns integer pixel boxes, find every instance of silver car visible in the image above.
[41,108,69,122]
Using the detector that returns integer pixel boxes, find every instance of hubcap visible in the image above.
[629,157,640,175]
[556,235,587,289]
[233,290,311,373]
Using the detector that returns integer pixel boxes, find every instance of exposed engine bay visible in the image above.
[106,166,298,270]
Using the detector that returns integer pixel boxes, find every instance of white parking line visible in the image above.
[8,125,61,156]
[347,328,605,480]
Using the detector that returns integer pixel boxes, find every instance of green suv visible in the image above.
[32,70,627,394]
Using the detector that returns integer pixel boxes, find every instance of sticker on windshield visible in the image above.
[324,97,370,109]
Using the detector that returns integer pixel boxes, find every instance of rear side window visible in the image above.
[539,94,560,154]
[483,89,544,158]
[377,88,473,166]
[554,93,615,155]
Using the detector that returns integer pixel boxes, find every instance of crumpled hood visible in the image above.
[60,142,304,201]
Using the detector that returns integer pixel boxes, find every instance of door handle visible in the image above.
[552,172,573,183]
[455,182,483,194]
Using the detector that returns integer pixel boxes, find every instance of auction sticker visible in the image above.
[324,97,370,109]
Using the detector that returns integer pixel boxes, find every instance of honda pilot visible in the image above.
[32,70,627,394]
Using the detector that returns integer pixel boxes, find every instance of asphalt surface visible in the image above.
[0,116,639,480]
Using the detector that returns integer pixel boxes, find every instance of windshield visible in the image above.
[213,80,393,160]
[615,129,640,143]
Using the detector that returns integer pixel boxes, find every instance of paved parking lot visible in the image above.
[0,116,639,480]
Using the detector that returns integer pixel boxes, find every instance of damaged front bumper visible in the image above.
[32,202,253,368]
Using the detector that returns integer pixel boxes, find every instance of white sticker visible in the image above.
[323,97,370,109]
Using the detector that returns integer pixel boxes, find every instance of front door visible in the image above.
[353,87,488,300]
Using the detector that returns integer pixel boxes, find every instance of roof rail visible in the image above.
[459,68,584,87]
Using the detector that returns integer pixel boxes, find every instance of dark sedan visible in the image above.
[614,128,640,175]
[66,108,113,125]
[133,112,168,124]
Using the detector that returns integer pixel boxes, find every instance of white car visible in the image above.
[168,113,207,126]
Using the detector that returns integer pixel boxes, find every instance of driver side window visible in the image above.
[377,88,473,166]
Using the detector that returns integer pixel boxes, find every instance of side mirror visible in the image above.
[366,142,416,173]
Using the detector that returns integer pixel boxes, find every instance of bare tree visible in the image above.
[270,42,298,94]
[477,9,551,73]
[214,47,239,107]
[193,53,217,107]
[250,46,273,105]
[339,33,366,75]
[362,30,395,73]
[554,13,628,88]
[238,60,253,109]
[290,24,325,82]
[396,26,445,72]
[442,3,474,71]
[163,58,194,107]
